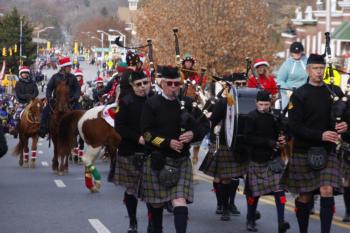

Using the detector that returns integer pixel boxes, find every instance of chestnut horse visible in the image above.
[50,80,72,175]
[58,105,121,192]
[14,98,45,168]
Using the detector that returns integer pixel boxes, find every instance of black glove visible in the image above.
[150,151,166,171]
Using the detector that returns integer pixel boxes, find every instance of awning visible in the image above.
[332,22,350,41]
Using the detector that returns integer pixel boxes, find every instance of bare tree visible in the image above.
[135,0,279,73]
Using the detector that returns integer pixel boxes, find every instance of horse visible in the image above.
[49,80,72,175]
[58,104,121,192]
[14,98,45,168]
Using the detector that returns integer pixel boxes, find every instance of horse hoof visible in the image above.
[90,187,99,193]
[95,181,101,190]
[22,161,29,168]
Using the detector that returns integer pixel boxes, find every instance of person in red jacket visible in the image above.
[248,59,278,96]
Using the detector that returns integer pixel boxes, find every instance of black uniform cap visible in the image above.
[157,65,179,79]
[307,54,326,65]
[290,42,304,53]
[130,71,147,83]
[256,90,271,101]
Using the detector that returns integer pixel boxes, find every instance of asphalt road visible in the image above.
[0,63,349,233]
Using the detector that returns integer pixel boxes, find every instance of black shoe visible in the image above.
[127,219,137,233]
[255,210,261,221]
[38,126,47,138]
[246,220,258,232]
[216,205,223,215]
[278,221,290,233]
[164,201,173,213]
[229,203,240,216]
[220,209,230,221]
[343,213,350,222]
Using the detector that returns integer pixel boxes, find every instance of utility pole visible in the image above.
[19,18,23,65]
[326,0,331,32]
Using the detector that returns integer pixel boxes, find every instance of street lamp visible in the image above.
[36,26,54,60]
[108,29,126,47]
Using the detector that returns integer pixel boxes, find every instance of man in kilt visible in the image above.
[281,54,348,233]
[199,77,248,221]
[244,90,290,232]
[140,65,208,233]
[114,71,152,233]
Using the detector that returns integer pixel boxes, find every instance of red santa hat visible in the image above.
[19,66,30,76]
[58,57,72,68]
[95,77,104,83]
[74,69,83,77]
[254,59,269,68]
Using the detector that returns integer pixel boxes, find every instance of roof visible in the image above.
[332,22,350,41]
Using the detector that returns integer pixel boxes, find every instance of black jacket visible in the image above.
[15,78,39,104]
[0,125,8,158]
[115,92,150,156]
[141,93,209,158]
[119,69,134,98]
[46,72,81,102]
[244,110,278,163]
[288,83,345,153]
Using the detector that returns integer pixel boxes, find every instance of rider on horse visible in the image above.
[38,57,81,138]
[13,66,39,138]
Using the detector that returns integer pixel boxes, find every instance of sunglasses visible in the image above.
[134,80,149,87]
[166,81,181,87]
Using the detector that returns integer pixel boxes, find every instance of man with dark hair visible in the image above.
[140,65,208,233]
[119,51,141,98]
[38,57,81,138]
[281,54,348,233]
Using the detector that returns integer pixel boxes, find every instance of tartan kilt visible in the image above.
[280,152,343,195]
[342,159,350,180]
[199,145,248,179]
[139,156,194,204]
[246,161,284,197]
[113,155,141,191]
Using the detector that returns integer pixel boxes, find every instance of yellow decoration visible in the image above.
[151,137,165,147]
[9,48,12,56]
[14,44,17,53]
[47,41,51,50]
[288,102,294,110]
[2,47,7,57]
[323,67,341,86]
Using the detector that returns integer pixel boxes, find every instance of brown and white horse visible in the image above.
[58,104,121,192]
[49,80,72,175]
[14,98,45,168]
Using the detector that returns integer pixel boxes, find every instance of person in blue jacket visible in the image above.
[277,42,308,109]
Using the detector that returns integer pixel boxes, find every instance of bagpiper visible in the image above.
[140,65,208,233]
[281,54,348,233]
[114,71,153,233]
[244,90,290,232]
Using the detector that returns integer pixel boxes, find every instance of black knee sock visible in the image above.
[174,206,188,233]
[148,205,163,233]
[295,199,311,233]
[274,191,286,224]
[213,181,222,206]
[320,197,335,233]
[246,196,259,221]
[344,187,350,214]
[221,183,230,211]
[124,192,138,224]
[229,179,239,206]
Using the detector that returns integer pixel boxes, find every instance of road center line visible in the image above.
[54,179,66,188]
[88,219,111,233]
[41,161,49,167]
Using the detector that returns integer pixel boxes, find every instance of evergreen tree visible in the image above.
[0,8,36,74]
